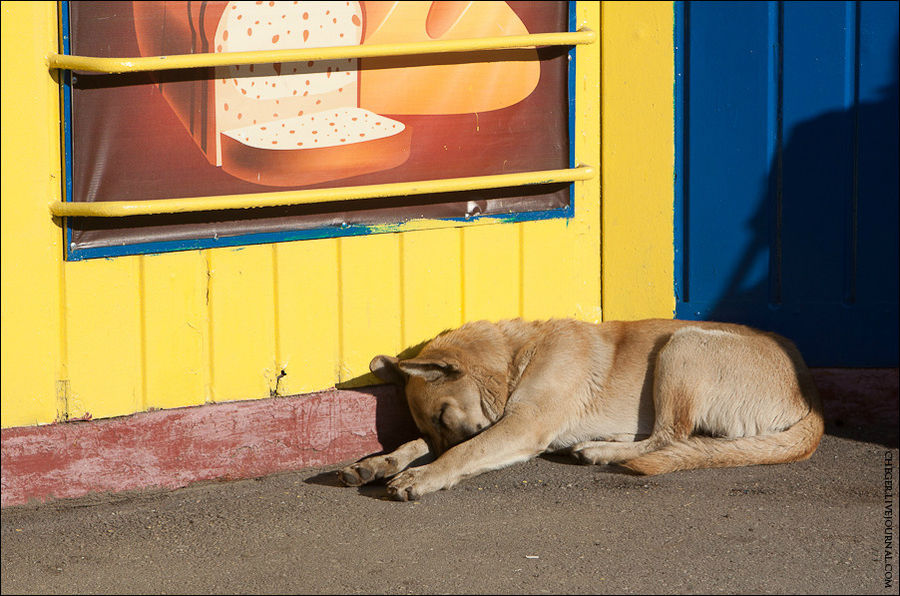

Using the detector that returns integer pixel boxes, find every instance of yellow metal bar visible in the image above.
[50,166,594,218]
[47,29,596,73]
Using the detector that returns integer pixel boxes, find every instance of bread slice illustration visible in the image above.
[132,1,411,187]
[359,1,541,115]
[221,107,411,186]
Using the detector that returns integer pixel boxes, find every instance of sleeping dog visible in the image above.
[339,318,823,501]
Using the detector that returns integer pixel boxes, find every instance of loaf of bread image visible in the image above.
[359,1,541,115]
[132,1,411,186]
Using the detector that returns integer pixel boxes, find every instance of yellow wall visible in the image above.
[1,1,673,429]
[600,1,675,321]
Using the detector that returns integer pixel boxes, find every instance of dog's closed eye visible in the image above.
[433,403,450,429]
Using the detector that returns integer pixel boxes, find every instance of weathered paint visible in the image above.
[0,385,416,507]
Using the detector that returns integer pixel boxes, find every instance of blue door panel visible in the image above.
[781,1,855,304]
[675,1,899,366]
[679,2,775,307]
[857,1,900,306]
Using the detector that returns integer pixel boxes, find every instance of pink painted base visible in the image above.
[1,369,896,508]
[1,385,415,507]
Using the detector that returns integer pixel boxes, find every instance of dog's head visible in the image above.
[370,326,511,454]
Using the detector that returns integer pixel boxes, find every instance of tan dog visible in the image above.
[339,318,824,501]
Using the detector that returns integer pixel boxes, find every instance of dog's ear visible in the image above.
[369,355,405,385]
[396,358,461,382]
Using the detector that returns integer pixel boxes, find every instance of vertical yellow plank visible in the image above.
[338,233,402,386]
[207,245,277,402]
[64,256,144,420]
[570,0,603,323]
[461,223,521,322]
[142,250,208,409]
[273,238,341,396]
[600,0,676,320]
[479,1,603,327]
[520,219,585,321]
[1,1,64,427]
[400,227,463,348]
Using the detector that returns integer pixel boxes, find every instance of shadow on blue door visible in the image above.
[675,1,899,367]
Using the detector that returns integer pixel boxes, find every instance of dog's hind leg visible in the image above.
[570,433,678,466]
[570,339,699,466]
[575,327,824,474]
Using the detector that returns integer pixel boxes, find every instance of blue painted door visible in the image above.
[675,0,899,366]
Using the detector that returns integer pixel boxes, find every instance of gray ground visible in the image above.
[2,420,897,595]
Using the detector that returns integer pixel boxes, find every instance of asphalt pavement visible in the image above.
[1,416,897,595]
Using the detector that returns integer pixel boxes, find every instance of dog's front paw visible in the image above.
[339,453,408,487]
[386,468,439,501]
[340,456,399,486]
[338,462,376,487]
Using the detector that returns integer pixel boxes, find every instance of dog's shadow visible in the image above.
[538,452,584,466]
[538,452,643,475]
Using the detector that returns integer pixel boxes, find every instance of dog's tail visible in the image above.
[621,392,825,476]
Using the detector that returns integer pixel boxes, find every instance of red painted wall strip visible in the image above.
[1,385,415,507]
